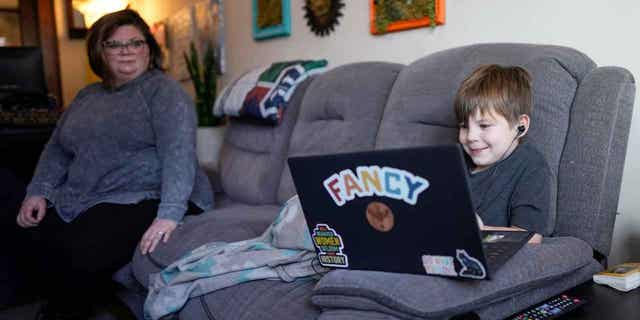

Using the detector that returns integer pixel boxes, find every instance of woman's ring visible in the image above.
[157,231,164,235]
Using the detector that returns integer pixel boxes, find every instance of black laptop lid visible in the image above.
[289,145,489,277]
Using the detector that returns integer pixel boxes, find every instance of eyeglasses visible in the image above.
[102,39,147,54]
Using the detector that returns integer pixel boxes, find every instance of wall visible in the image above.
[123,0,640,264]
[53,0,87,106]
[0,0,18,8]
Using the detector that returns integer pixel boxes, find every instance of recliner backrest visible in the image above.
[276,62,404,203]
[217,78,313,205]
[375,43,635,256]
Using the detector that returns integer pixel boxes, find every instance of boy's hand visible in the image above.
[528,233,543,244]
[475,214,484,229]
[479,224,543,244]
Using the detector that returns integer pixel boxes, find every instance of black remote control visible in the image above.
[509,294,587,320]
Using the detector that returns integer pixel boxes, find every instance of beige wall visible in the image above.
[62,0,640,264]
[53,0,88,106]
[0,0,18,9]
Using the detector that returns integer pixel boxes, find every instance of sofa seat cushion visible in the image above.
[180,279,320,320]
[132,204,281,287]
[312,236,598,319]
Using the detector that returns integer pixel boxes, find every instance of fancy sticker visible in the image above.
[323,165,429,206]
[421,255,457,276]
[456,249,487,279]
[312,224,349,268]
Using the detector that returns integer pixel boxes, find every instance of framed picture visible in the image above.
[0,10,22,46]
[253,0,291,40]
[370,0,446,35]
[65,0,88,38]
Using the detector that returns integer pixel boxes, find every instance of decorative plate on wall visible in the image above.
[304,0,344,37]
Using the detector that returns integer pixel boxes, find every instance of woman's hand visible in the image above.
[17,196,47,228]
[139,218,178,255]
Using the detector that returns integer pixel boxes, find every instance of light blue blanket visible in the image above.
[144,196,328,320]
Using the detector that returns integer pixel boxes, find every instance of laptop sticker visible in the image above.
[365,201,395,232]
[421,255,457,276]
[456,249,487,279]
[323,165,429,206]
[312,224,349,268]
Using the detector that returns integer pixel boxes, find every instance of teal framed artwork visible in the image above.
[253,0,291,40]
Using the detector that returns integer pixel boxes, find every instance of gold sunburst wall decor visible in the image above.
[304,0,344,37]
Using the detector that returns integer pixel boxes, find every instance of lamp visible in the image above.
[72,0,130,28]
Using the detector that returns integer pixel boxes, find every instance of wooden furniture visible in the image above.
[6,0,62,107]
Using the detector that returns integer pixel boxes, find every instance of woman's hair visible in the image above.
[454,64,532,125]
[86,9,163,82]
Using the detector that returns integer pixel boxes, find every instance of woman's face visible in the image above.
[102,25,150,87]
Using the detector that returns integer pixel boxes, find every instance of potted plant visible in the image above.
[184,41,227,169]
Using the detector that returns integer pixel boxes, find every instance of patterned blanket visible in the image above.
[214,59,327,124]
[143,196,329,320]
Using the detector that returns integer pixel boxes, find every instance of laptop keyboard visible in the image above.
[482,231,532,270]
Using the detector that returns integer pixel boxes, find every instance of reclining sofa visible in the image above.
[120,43,635,319]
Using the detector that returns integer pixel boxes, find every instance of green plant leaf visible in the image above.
[184,40,224,126]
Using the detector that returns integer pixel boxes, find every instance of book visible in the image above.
[593,262,640,292]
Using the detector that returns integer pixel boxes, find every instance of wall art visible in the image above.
[304,0,344,37]
[253,0,291,40]
[370,0,445,35]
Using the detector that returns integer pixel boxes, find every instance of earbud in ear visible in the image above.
[517,125,526,135]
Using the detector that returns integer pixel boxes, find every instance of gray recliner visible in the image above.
[123,43,635,319]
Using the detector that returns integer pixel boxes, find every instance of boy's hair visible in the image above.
[454,65,532,125]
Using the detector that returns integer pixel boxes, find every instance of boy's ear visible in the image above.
[517,114,530,137]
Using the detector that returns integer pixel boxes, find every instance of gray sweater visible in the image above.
[26,70,214,222]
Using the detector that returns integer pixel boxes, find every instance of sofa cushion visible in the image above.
[132,204,281,287]
[218,77,312,205]
[312,237,597,319]
[375,43,597,236]
[315,261,600,320]
[180,279,320,320]
[277,62,404,203]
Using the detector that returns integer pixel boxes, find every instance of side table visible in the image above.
[558,280,640,319]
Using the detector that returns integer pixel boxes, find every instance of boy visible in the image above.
[454,65,552,244]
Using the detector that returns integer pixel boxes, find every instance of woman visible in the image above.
[15,9,213,319]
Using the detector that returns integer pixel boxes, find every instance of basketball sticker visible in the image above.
[365,201,395,232]
[312,224,349,268]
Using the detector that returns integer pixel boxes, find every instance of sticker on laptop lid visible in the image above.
[322,166,429,207]
[456,249,487,279]
[312,224,349,268]
[421,255,457,276]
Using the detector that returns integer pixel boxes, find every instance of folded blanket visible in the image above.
[214,59,328,124]
[311,237,598,319]
[144,196,329,320]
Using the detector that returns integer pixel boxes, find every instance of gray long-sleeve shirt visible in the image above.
[26,70,214,222]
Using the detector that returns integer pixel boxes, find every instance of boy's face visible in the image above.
[458,109,521,172]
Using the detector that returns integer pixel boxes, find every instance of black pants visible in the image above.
[0,168,27,308]
[4,195,201,312]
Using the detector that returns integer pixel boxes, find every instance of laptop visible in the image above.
[288,144,533,280]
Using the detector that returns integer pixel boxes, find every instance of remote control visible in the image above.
[509,294,587,320]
